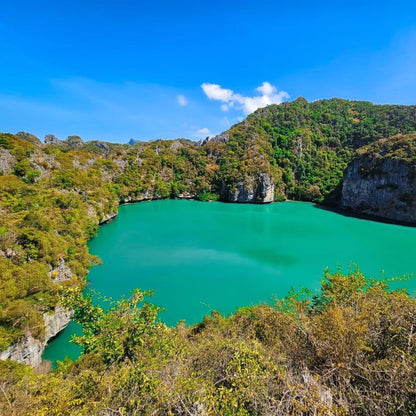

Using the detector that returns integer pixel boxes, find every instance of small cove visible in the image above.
[43,200,416,364]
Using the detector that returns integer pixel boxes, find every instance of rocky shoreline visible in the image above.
[341,134,416,225]
[0,306,72,367]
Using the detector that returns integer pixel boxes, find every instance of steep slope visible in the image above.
[212,97,416,202]
[1,270,416,415]
[2,97,416,365]
[341,133,416,224]
[0,133,217,363]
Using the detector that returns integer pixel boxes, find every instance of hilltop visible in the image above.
[1,97,416,414]
[2,97,416,362]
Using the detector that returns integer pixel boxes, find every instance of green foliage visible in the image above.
[1,272,415,415]
[1,99,416,414]
[0,135,123,346]
[217,98,416,201]
[61,288,163,363]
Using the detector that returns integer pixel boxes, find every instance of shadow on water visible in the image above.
[313,203,416,228]
[240,248,296,267]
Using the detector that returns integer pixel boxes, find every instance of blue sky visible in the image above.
[1,0,416,142]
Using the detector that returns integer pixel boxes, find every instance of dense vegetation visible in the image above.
[354,132,416,170]
[1,270,415,415]
[0,133,217,348]
[217,98,416,201]
[1,97,416,414]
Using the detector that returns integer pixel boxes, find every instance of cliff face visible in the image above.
[220,173,275,203]
[1,258,74,367]
[0,149,15,174]
[0,306,71,367]
[3,99,416,368]
[341,134,416,224]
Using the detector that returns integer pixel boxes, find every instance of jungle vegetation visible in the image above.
[1,270,415,415]
[1,98,416,414]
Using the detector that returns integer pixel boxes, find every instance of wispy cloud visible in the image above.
[196,127,212,138]
[0,78,209,141]
[0,78,288,143]
[220,116,231,127]
[177,94,188,106]
[201,81,289,114]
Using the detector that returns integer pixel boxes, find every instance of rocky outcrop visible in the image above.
[48,258,74,282]
[0,149,15,174]
[44,306,72,341]
[44,134,62,145]
[16,131,42,145]
[201,132,229,146]
[341,134,416,224]
[99,211,118,224]
[0,306,71,367]
[1,257,75,366]
[120,190,196,205]
[66,135,84,148]
[94,141,110,154]
[0,334,44,367]
[220,173,275,203]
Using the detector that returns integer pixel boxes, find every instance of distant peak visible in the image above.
[293,96,308,105]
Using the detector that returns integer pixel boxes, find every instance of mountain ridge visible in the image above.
[1,96,416,365]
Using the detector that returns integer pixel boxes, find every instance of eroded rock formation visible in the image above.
[341,134,416,224]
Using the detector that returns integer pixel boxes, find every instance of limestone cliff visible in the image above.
[1,259,74,366]
[341,134,416,224]
[0,306,71,367]
[0,148,15,174]
[220,173,275,203]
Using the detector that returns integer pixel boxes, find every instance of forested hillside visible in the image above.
[1,270,415,415]
[216,98,416,201]
[1,98,416,414]
[0,133,216,353]
[340,132,416,223]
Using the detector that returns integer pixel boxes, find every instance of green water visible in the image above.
[43,200,416,364]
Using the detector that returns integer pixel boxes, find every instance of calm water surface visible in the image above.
[43,200,416,363]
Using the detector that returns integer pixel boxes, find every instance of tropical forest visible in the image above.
[1,97,416,415]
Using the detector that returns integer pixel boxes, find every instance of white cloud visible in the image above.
[177,94,188,106]
[197,127,211,136]
[201,82,289,115]
[201,83,234,102]
[256,81,276,96]
[193,127,213,139]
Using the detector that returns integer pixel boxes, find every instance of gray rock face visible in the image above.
[121,190,197,205]
[0,335,44,367]
[99,211,118,224]
[66,135,84,148]
[1,259,74,367]
[29,161,48,179]
[16,131,41,145]
[169,140,184,152]
[44,306,72,341]
[341,157,416,224]
[44,134,61,145]
[0,306,72,367]
[221,173,275,203]
[0,149,15,174]
[121,189,166,203]
[95,141,110,153]
[202,132,229,146]
[48,258,73,282]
